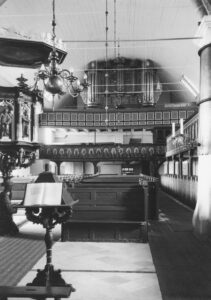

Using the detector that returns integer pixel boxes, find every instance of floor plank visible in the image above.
[149,189,211,300]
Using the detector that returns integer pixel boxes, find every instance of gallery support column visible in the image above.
[166,159,169,175]
[56,162,61,175]
[193,16,211,236]
[178,154,183,177]
[172,156,175,176]
[93,162,99,174]
[188,150,193,177]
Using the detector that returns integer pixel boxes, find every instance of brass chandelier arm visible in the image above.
[59,69,78,81]
[63,80,82,98]
[22,0,90,104]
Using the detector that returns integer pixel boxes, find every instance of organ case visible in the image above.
[84,58,162,108]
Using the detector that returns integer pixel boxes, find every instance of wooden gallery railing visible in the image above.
[39,143,166,162]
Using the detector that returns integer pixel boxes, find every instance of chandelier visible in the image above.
[33,0,89,98]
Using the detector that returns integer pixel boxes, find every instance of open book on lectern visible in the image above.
[23,182,63,206]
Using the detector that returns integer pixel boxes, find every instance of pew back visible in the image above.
[62,175,157,242]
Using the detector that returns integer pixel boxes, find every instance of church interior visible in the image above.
[0,0,211,299]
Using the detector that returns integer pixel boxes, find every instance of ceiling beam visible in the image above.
[202,0,211,14]
[63,37,202,43]
[192,0,210,16]
[0,0,7,6]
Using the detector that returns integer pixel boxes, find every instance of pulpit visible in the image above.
[0,80,41,235]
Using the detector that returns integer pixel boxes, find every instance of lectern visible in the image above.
[17,182,76,300]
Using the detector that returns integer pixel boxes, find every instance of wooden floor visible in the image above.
[149,189,211,300]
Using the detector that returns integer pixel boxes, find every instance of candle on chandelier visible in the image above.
[69,68,74,76]
[84,73,88,82]
[40,64,46,71]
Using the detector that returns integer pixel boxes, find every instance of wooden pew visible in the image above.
[0,182,27,205]
[2,176,158,242]
[62,175,157,242]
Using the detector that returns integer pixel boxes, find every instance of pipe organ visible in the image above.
[85,58,162,108]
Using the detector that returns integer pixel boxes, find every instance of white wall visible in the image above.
[60,161,84,175]
[38,128,153,145]
[12,167,30,177]
[84,162,94,174]
[30,159,47,175]
[163,161,168,174]
[123,129,153,144]
[169,161,174,174]
[98,162,122,175]
[175,161,179,175]
[73,162,84,174]
[30,159,57,175]
[182,160,188,176]
[53,130,123,144]
[60,162,74,174]
[38,128,54,144]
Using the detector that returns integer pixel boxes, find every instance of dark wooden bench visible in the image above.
[0,182,27,205]
[62,175,157,242]
[0,285,72,300]
[62,218,148,242]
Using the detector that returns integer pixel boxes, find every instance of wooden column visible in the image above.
[193,16,211,236]
[172,156,175,175]
[188,150,193,177]
[82,161,86,175]
[179,154,183,177]
[56,162,61,175]
[93,162,99,174]
[166,159,169,175]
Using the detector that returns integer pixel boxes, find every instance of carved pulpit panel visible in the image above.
[20,102,31,140]
[0,99,14,141]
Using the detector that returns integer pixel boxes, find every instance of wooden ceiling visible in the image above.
[0,0,207,103]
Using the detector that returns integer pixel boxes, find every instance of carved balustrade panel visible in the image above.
[40,143,166,162]
[40,104,198,129]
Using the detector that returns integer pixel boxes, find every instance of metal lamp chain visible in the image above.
[52,0,56,52]
[105,0,109,125]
